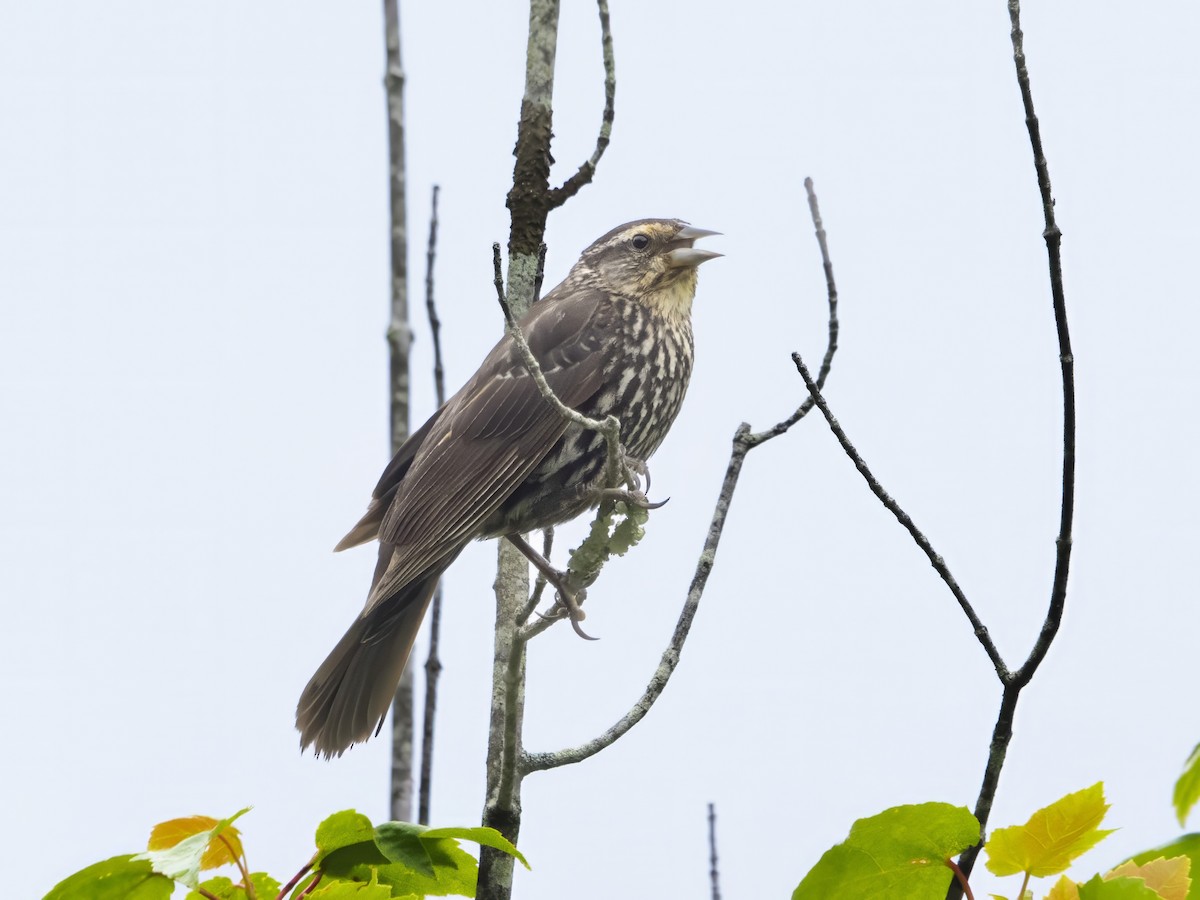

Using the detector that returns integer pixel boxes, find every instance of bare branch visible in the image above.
[708,803,722,900]
[1007,0,1074,689]
[382,0,414,825]
[950,2,1076,891]
[791,352,1009,678]
[517,528,554,627]
[747,178,840,448]
[418,184,445,827]
[520,424,755,774]
[547,0,615,209]
[424,185,446,407]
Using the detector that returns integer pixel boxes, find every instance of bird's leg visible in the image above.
[505,533,597,641]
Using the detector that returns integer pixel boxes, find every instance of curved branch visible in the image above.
[791,352,1009,678]
[1007,0,1074,688]
[547,0,615,208]
[950,2,1076,891]
[418,184,445,827]
[520,179,844,773]
[748,177,840,448]
[520,425,753,774]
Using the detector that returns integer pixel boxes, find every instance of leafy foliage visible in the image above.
[42,808,526,900]
[792,802,979,899]
[985,784,1115,878]
[1175,745,1200,828]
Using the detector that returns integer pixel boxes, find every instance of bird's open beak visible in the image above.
[666,225,722,268]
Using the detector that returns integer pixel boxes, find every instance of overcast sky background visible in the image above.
[3,2,1199,898]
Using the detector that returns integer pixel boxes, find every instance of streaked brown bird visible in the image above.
[297,219,720,757]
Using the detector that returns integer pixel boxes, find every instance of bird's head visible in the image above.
[577,219,721,318]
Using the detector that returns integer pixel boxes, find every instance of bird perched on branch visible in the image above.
[297,219,721,757]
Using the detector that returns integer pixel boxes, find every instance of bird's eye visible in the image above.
[631,233,650,250]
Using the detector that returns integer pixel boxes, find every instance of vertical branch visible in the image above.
[478,2,561,897]
[382,0,415,824]
[418,185,444,826]
[708,803,722,900]
[948,0,1075,893]
[1006,0,1074,687]
[504,0,561,310]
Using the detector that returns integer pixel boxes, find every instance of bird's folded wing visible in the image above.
[364,285,614,612]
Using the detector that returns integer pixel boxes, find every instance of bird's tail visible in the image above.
[296,566,444,758]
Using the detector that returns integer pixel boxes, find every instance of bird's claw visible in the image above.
[537,584,597,640]
[597,487,669,511]
[621,453,652,494]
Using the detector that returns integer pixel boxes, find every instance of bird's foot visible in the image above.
[621,453,651,494]
[596,487,670,511]
[508,532,598,641]
[537,582,597,641]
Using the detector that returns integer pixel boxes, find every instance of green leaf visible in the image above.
[374,823,435,877]
[322,841,478,898]
[43,855,174,900]
[422,827,529,869]
[308,881,399,899]
[317,811,378,856]
[985,783,1115,878]
[187,872,282,900]
[1176,745,1200,828]
[1077,874,1164,899]
[1127,835,1200,900]
[792,802,980,899]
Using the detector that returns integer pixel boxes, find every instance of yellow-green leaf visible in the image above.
[136,809,250,887]
[1108,857,1191,900]
[148,816,244,871]
[1175,744,1200,828]
[985,784,1115,878]
[1047,876,1081,900]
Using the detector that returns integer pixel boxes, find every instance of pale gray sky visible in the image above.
[3,2,1199,898]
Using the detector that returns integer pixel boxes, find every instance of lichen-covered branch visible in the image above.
[382,0,415,825]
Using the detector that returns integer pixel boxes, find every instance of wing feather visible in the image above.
[363,285,614,613]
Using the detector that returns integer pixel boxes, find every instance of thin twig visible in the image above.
[945,860,975,900]
[275,856,316,900]
[424,185,445,405]
[791,353,1009,678]
[951,7,1075,887]
[521,180,842,773]
[520,425,754,773]
[747,178,840,447]
[216,834,254,900]
[708,803,722,900]
[547,0,615,208]
[518,528,554,627]
[297,870,323,898]
[419,184,445,827]
[1007,0,1074,689]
